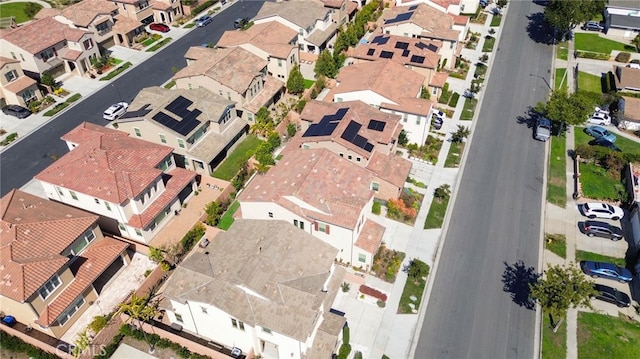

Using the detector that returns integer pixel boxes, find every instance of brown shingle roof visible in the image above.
[255,0,329,29]
[35,122,173,204]
[239,148,374,230]
[366,151,412,189]
[355,219,385,254]
[174,47,268,94]
[380,3,460,41]
[0,56,19,67]
[614,65,640,91]
[44,0,117,28]
[429,71,448,88]
[1,17,89,54]
[352,32,442,70]
[0,190,98,302]
[217,21,297,59]
[4,76,37,94]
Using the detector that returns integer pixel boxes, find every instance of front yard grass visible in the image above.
[304,79,315,89]
[424,197,449,229]
[577,72,602,94]
[99,62,132,81]
[556,41,569,60]
[575,250,625,267]
[398,274,427,314]
[555,68,567,91]
[575,127,640,153]
[146,38,172,52]
[542,311,567,359]
[212,135,263,180]
[460,98,477,120]
[490,15,502,27]
[574,33,637,54]
[578,312,640,359]
[545,233,566,259]
[547,135,566,207]
[218,201,240,230]
[482,36,495,52]
[0,2,40,23]
[444,142,464,168]
[579,163,623,201]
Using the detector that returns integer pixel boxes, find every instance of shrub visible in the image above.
[0,330,58,358]
[616,52,631,63]
[337,344,352,359]
[0,132,18,146]
[88,315,109,334]
[449,92,460,107]
[191,0,215,15]
[343,325,350,345]
[180,223,206,253]
[372,201,381,214]
[577,51,610,60]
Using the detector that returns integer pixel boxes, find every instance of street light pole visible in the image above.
[529,73,552,91]
[111,84,123,102]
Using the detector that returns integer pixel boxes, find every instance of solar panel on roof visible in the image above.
[166,96,193,115]
[408,5,418,10]
[152,110,202,136]
[364,143,374,152]
[410,55,425,64]
[395,41,409,50]
[335,108,349,119]
[371,35,390,45]
[384,12,414,25]
[402,49,410,57]
[367,48,375,56]
[427,43,438,52]
[380,51,394,59]
[341,120,374,152]
[415,42,427,50]
[367,119,386,132]
[302,108,349,138]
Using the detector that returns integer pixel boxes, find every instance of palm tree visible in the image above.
[633,34,640,52]
[117,293,159,353]
[433,184,451,203]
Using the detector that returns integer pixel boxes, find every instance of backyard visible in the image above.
[574,33,637,54]
[212,135,263,180]
[0,2,40,23]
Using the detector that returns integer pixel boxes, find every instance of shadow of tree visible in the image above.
[502,260,540,310]
[526,12,556,45]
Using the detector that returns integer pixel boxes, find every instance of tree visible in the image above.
[529,264,596,332]
[117,293,160,352]
[286,65,305,94]
[540,90,598,132]
[398,130,409,146]
[433,184,451,203]
[408,259,430,283]
[72,330,91,358]
[315,50,338,78]
[632,34,640,52]
[544,0,605,41]
[148,247,164,263]
[250,107,275,137]
[420,86,431,100]
[267,131,281,150]
[287,123,297,138]
[24,2,42,19]
[255,142,275,166]
[451,125,471,143]
[40,71,56,89]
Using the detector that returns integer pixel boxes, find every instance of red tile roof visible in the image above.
[0,190,98,302]
[352,32,442,70]
[36,122,173,204]
[217,21,297,59]
[36,237,128,326]
[355,219,385,255]
[365,151,412,189]
[1,17,89,54]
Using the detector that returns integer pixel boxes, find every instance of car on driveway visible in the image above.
[103,102,128,121]
[586,112,611,126]
[589,138,621,152]
[2,104,32,119]
[149,23,170,33]
[592,284,631,307]
[585,125,616,142]
[594,106,609,115]
[582,21,604,31]
[583,220,623,240]
[196,14,213,27]
[580,261,632,282]
[579,202,624,220]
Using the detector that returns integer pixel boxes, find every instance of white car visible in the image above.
[587,112,611,126]
[103,102,128,121]
[433,110,445,120]
[580,202,624,220]
[594,106,610,115]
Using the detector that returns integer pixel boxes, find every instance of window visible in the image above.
[177,139,185,148]
[38,275,61,300]
[239,321,245,330]
[22,89,36,102]
[318,223,330,233]
[262,327,272,334]
[10,52,16,59]
[278,59,283,67]
[358,253,366,263]
[83,38,94,50]
[20,54,24,61]
[339,153,344,157]
[159,134,167,143]
[58,297,85,326]
[134,128,142,137]
[348,155,352,160]
[300,221,304,230]
[303,144,310,149]
[231,318,238,328]
[299,28,304,35]
[416,117,421,125]
[356,157,361,162]
[175,313,183,323]
[371,182,379,191]
[201,306,208,314]
[294,219,298,226]
[403,113,408,122]
[432,87,438,95]
[4,69,18,82]
[56,187,65,197]
[227,92,231,100]
[41,48,55,62]
[70,229,96,255]
[70,191,78,200]
[96,22,109,32]
[336,97,343,102]
[105,202,111,211]
[268,212,273,218]
[118,222,126,232]
[135,228,142,237]
[94,198,100,204]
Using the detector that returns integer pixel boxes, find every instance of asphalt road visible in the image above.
[414,2,553,358]
[0,1,266,196]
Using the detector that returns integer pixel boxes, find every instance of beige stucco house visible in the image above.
[0,57,42,107]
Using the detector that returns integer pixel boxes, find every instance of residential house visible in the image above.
[604,0,640,38]
[174,46,284,122]
[613,65,640,92]
[110,0,183,25]
[325,60,435,145]
[296,100,412,200]
[321,0,358,26]
[378,3,469,69]
[0,17,101,78]
[114,86,250,176]
[617,96,640,131]
[35,122,197,243]
[35,0,119,50]
[238,148,386,268]
[396,0,480,16]
[217,21,299,82]
[350,31,449,99]
[0,189,129,338]
[0,57,42,107]
[253,0,339,54]
[161,219,346,359]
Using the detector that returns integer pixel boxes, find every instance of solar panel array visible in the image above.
[341,121,374,152]
[302,108,349,137]
[402,49,410,57]
[367,119,386,132]
[380,51,394,59]
[408,5,418,10]
[415,42,427,50]
[395,41,409,50]
[371,35,389,45]
[410,55,425,64]
[384,12,414,25]
[367,48,375,56]
[152,96,202,136]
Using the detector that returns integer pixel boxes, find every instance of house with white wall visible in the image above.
[0,57,42,107]
[253,0,339,54]
[114,86,249,176]
[161,219,346,359]
[35,122,197,243]
[0,189,129,339]
[238,148,386,269]
[396,0,479,16]
[325,60,434,145]
[217,21,299,82]
[604,0,640,39]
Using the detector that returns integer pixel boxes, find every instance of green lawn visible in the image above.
[578,312,640,359]
[490,15,502,27]
[482,36,495,52]
[542,312,567,359]
[0,2,41,23]
[444,142,464,168]
[424,197,449,229]
[574,33,637,54]
[556,41,569,60]
[304,79,315,89]
[474,63,487,78]
[460,98,477,121]
[547,135,566,207]
[212,135,263,180]
[575,127,640,152]
[545,233,566,259]
[554,68,567,91]
[397,276,426,314]
[577,72,602,94]
[575,250,625,267]
[218,201,240,230]
[579,163,624,200]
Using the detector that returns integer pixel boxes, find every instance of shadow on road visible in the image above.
[502,260,540,310]
[526,12,556,45]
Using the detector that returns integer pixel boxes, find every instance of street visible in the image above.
[0,1,266,196]
[414,1,552,358]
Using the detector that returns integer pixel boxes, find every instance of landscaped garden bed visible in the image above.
[444,141,464,168]
[460,97,478,120]
[386,188,424,225]
[371,244,406,283]
[398,259,429,314]
[406,134,443,163]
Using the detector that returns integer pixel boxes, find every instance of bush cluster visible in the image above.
[0,330,58,358]
[576,51,610,60]
[191,0,215,15]
[616,52,631,63]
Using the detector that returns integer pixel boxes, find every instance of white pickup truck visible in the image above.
[534,118,552,142]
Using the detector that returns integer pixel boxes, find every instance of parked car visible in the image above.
[196,15,213,27]
[589,138,621,152]
[582,21,604,31]
[433,110,445,120]
[580,261,632,282]
[534,117,552,142]
[579,202,624,220]
[103,102,129,121]
[594,106,610,115]
[585,125,616,142]
[234,17,249,29]
[149,23,170,33]
[583,220,623,240]
[432,117,443,130]
[592,284,631,307]
[2,104,32,119]
[588,111,611,125]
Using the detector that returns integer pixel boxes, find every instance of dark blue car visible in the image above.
[580,261,632,283]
